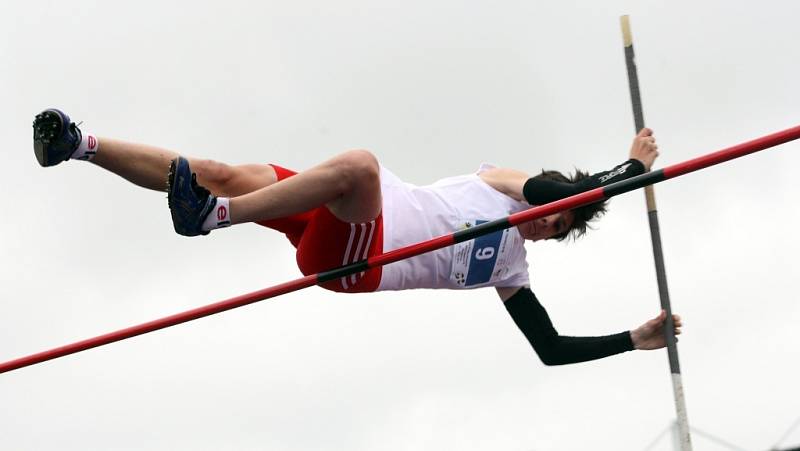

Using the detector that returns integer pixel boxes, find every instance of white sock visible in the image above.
[71,132,98,161]
[202,197,232,232]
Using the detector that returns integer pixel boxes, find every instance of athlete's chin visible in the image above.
[521,225,539,241]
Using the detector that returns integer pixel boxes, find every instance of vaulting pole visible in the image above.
[2,124,800,375]
[620,15,692,450]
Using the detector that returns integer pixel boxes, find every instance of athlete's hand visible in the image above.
[630,310,682,350]
[629,128,659,171]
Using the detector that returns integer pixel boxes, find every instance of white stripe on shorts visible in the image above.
[350,223,368,285]
[341,223,357,290]
[360,220,375,277]
[339,220,376,290]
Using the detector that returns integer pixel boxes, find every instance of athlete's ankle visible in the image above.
[71,132,99,162]
[201,197,231,232]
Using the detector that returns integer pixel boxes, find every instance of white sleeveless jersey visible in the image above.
[377,164,532,291]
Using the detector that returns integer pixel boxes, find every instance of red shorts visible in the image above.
[256,164,383,293]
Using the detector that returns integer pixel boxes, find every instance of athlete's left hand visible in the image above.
[630,310,682,350]
[629,128,659,171]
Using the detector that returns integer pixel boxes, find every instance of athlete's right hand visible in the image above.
[629,128,659,171]
[630,309,682,350]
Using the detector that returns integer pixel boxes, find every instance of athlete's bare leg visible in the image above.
[92,138,277,196]
[35,110,380,229]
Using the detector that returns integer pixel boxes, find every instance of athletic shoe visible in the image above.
[32,109,82,167]
[167,156,217,236]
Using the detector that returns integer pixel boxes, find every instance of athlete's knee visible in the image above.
[335,149,380,190]
[191,158,236,193]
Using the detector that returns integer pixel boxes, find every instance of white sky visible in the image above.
[2,1,799,450]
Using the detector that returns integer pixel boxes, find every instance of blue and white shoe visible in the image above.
[32,109,82,167]
[167,156,217,236]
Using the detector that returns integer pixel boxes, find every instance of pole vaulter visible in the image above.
[621,16,693,450]
[2,124,800,375]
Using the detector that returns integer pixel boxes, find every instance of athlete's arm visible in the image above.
[478,168,530,202]
[480,128,658,205]
[498,287,681,365]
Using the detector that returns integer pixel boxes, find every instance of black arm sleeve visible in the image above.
[522,159,645,205]
[504,287,634,365]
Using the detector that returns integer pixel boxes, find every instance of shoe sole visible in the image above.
[32,110,65,167]
[167,158,178,205]
[166,157,214,236]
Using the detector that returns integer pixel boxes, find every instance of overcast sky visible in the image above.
[2,1,799,450]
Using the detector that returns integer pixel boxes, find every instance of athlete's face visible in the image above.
[517,211,574,242]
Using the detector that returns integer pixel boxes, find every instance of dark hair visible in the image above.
[533,169,608,241]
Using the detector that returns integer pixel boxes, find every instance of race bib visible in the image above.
[450,220,516,287]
